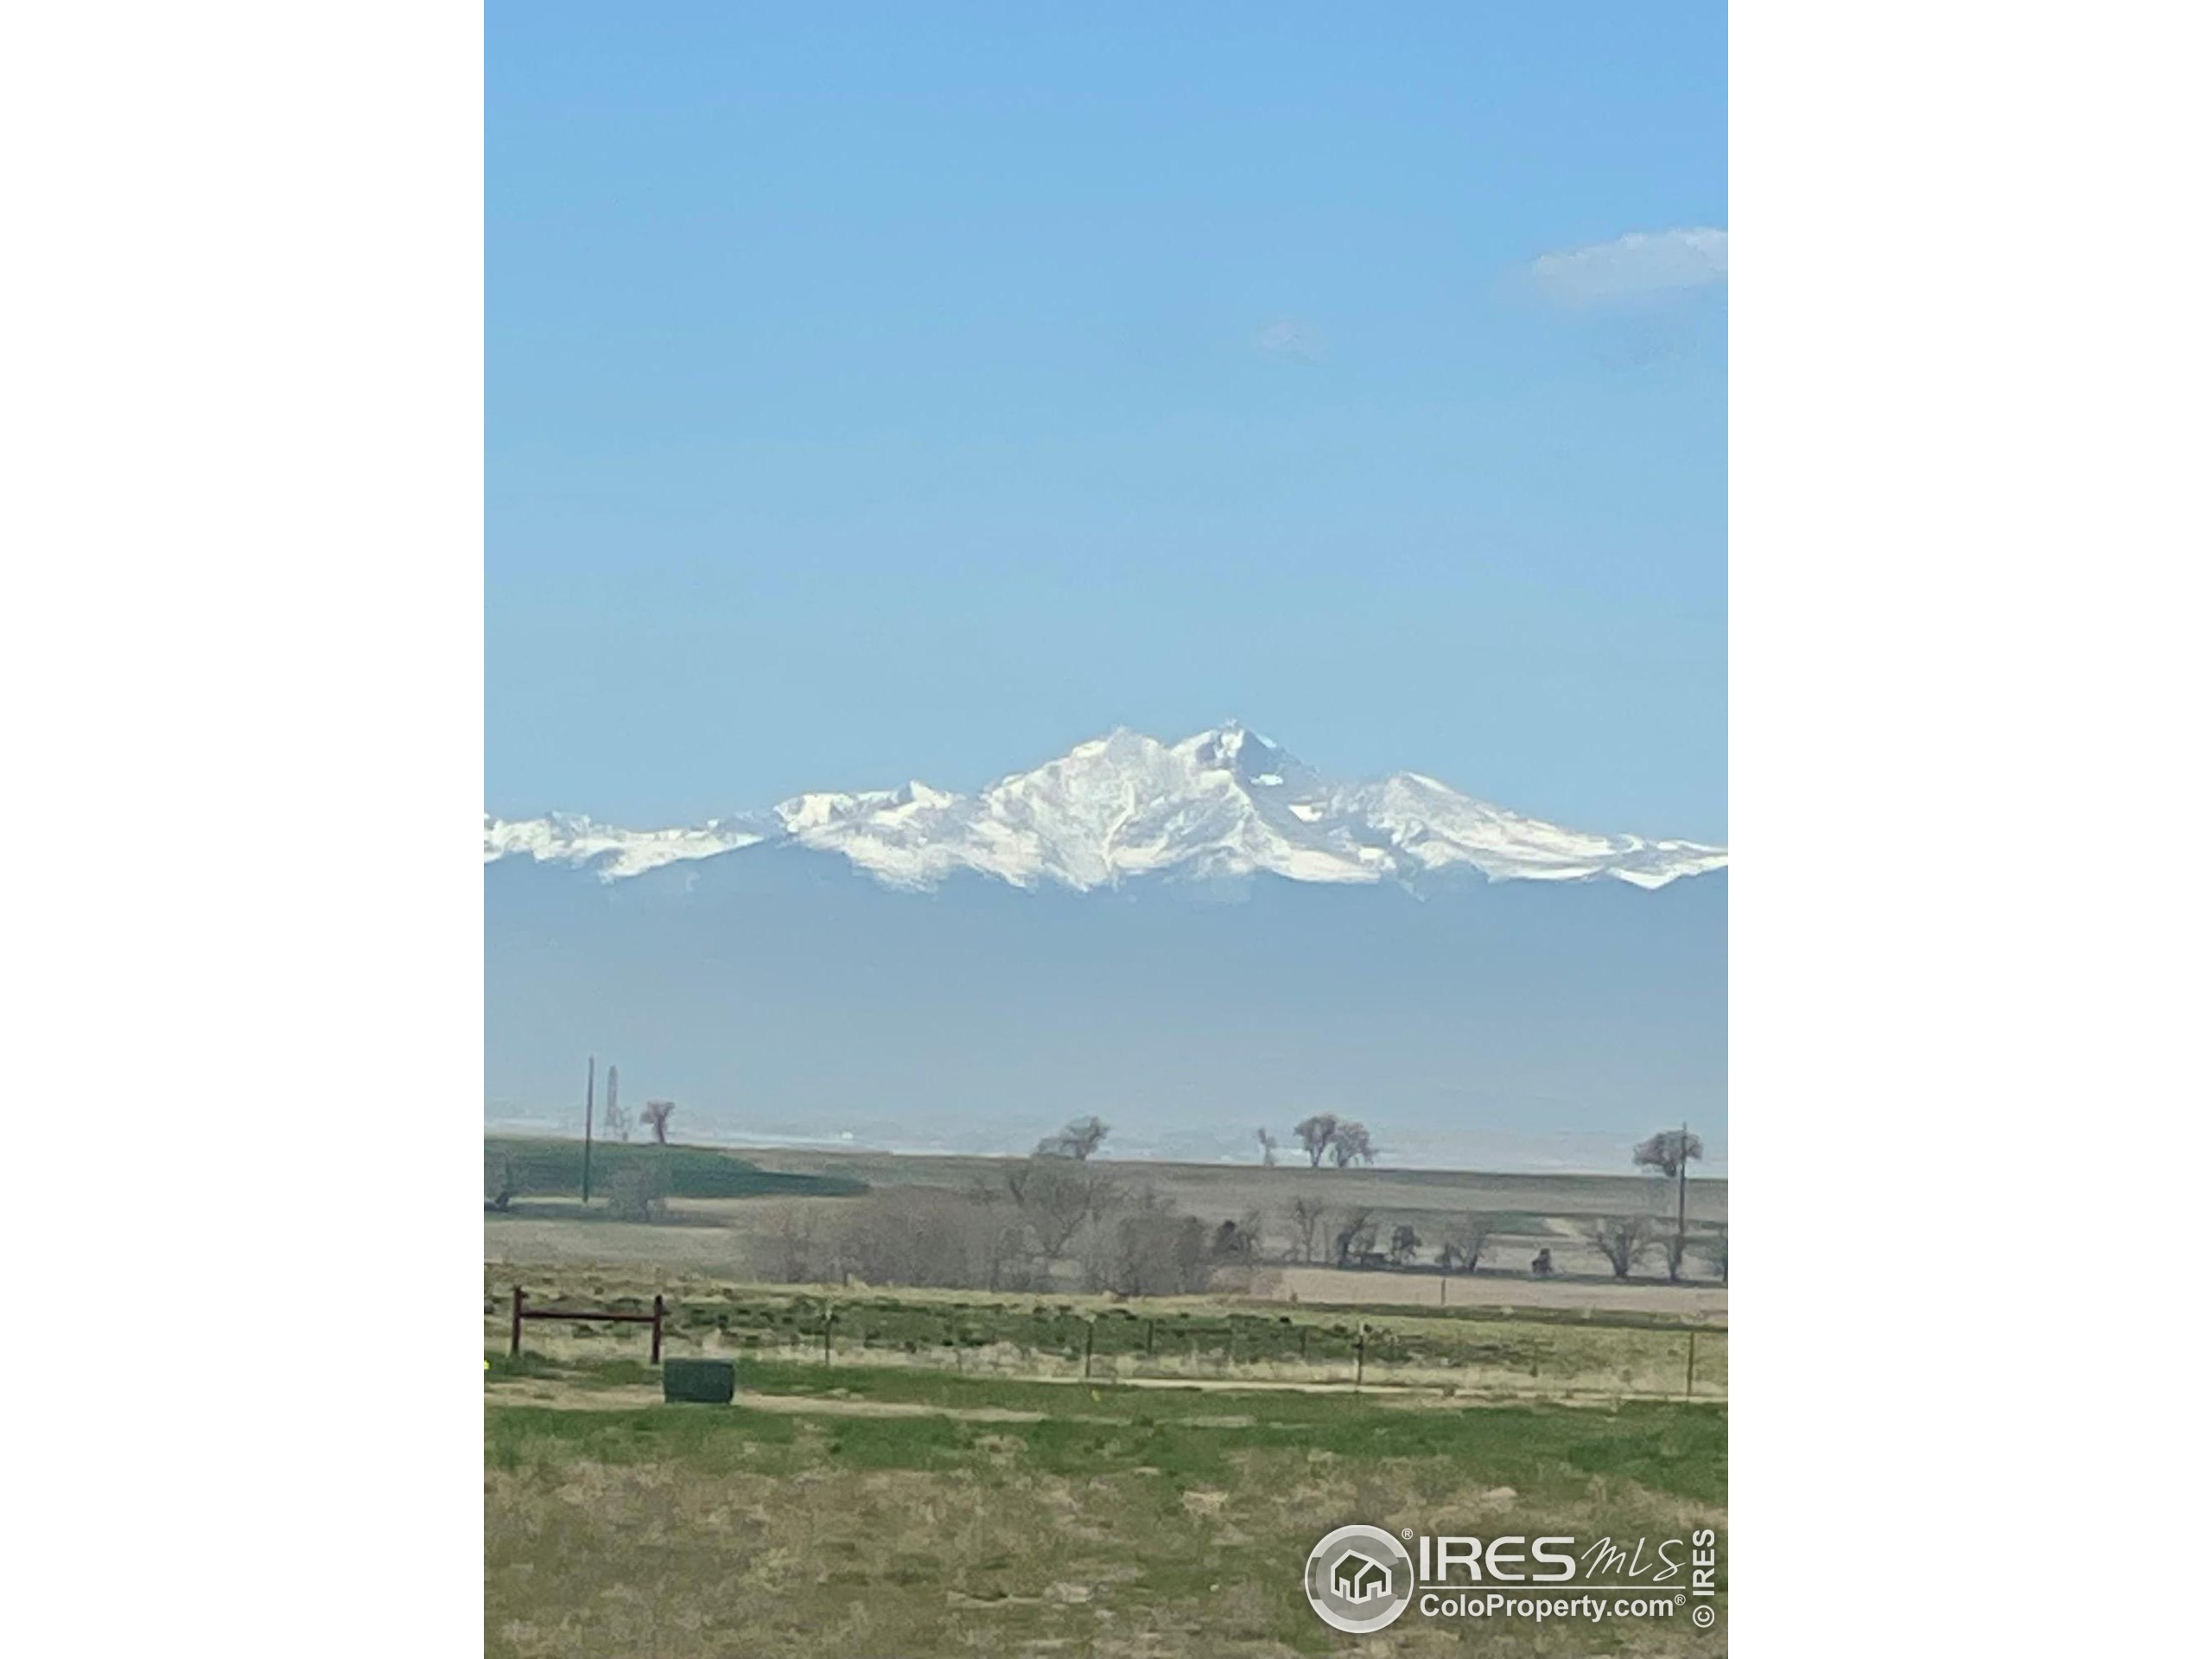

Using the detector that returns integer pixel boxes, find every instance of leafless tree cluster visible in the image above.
[1036,1116,1109,1160]
[1210,1213,1264,1264]
[1082,1191,1211,1298]
[1438,1213,1499,1273]
[1287,1113,1378,1168]
[1002,1151,1116,1255]
[1332,1208,1381,1268]
[1285,1196,1329,1263]
[1583,1214,1656,1281]
[745,1190,1038,1291]
[741,1128,1223,1297]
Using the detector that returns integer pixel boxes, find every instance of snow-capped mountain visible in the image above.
[484,723,1726,893]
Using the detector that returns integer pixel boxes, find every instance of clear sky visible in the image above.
[488,4,1726,843]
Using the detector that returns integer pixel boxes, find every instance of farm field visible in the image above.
[485,1140,1726,1654]
[485,1352,1726,1657]
[486,1137,1727,1319]
[734,1143,1728,1227]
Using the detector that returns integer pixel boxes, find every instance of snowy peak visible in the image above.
[1179,719,1276,778]
[485,727,1726,893]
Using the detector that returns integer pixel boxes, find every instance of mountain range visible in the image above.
[485,726,1726,1172]
[485,722,1726,893]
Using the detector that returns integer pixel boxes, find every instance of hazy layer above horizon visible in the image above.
[486,846,1725,1174]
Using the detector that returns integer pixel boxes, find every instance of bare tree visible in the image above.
[825,1192,1039,1292]
[1086,1195,1211,1298]
[1285,1196,1328,1263]
[1255,1128,1279,1166]
[1633,1125,1704,1283]
[1332,1208,1378,1268]
[639,1100,676,1146]
[1329,1121,1376,1168]
[1442,1214,1498,1274]
[1388,1224,1421,1266]
[1584,1215,1656,1281]
[1211,1218,1255,1262]
[1294,1113,1340,1168]
[764,1207,817,1281]
[1038,1116,1110,1160]
[1005,1153,1113,1256]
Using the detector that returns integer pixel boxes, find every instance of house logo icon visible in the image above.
[1304,1525,1415,1633]
[1332,1549,1391,1604]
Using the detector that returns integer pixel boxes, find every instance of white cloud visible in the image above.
[1529,227,1727,302]
[1255,317,1325,359]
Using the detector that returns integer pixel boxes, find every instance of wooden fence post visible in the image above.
[1083,1319,1095,1380]
[1684,1330,1695,1398]
[510,1287,524,1358]
[651,1294,665,1364]
[1355,1325,1367,1390]
[822,1306,834,1366]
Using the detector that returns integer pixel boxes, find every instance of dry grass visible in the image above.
[1260,1265,1727,1321]
[486,1374,1726,1658]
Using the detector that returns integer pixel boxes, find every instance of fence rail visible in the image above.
[490,1285,1724,1399]
[508,1286,664,1363]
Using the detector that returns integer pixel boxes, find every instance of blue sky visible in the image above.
[489,4,1726,842]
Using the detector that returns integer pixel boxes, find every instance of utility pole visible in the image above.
[1676,1120,1690,1271]
[582,1055,596,1206]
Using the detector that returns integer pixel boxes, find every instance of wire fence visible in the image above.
[487,1287,1726,1401]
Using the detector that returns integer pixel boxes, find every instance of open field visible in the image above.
[734,1143,1728,1227]
[486,1141,1726,1654]
[485,1136,864,1200]
[486,1352,1726,1657]
[487,1137,1727,1318]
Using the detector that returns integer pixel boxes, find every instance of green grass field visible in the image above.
[486,1135,868,1201]
[486,1354,1726,1657]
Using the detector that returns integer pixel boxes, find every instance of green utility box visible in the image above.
[662,1358,738,1404]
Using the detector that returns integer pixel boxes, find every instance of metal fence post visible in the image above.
[1083,1318,1095,1380]
[651,1294,665,1364]
[510,1287,524,1358]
